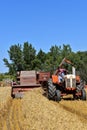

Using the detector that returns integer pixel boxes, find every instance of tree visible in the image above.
[37,49,46,63]
[3,42,37,75]
[23,42,36,70]
[31,58,41,70]
[61,44,72,58]
[36,49,47,70]
[3,42,87,84]
[3,44,23,75]
[76,51,87,83]
[49,45,62,71]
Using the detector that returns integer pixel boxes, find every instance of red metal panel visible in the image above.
[12,84,41,95]
[38,72,50,82]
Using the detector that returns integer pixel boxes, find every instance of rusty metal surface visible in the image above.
[11,84,41,98]
[12,84,41,93]
[38,72,50,82]
[11,70,49,98]
[20,70,36,85]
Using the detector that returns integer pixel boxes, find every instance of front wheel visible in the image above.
[56,90,61,102]
[81,89,86,100]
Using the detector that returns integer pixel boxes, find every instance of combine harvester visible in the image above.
[11,70,50,98]
[47,58,86,102]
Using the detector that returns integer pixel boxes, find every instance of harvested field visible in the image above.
[0,87,87,130]
[0,87,12,130]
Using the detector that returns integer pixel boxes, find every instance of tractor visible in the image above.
[47,58,86,101]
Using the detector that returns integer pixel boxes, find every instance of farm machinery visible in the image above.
[47,58,86,101]
[11,70,50,98]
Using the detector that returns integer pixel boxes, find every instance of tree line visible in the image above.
[3,42,87,83]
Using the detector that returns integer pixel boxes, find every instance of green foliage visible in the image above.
[3,42,36,76]
[62,44,72,58]
[0,73,12,81]
[76,51,87,82]
[23,42,36,70]
[0,73,4,81]
[3,42,87,83]
[37,49,46,63]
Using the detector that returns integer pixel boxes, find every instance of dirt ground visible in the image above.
[0,87,87,130]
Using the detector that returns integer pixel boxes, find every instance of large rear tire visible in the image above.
[47,78,56,100]
[81,89,86,100]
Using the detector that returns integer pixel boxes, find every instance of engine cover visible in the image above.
[64,74,76,88]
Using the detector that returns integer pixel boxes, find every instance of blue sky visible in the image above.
[0,0,87,73]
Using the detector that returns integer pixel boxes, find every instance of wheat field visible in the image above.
[0,87,87,130]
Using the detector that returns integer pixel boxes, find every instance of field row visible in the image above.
[0,87,87,130]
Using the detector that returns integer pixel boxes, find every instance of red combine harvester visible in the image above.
[11,70,50,98]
